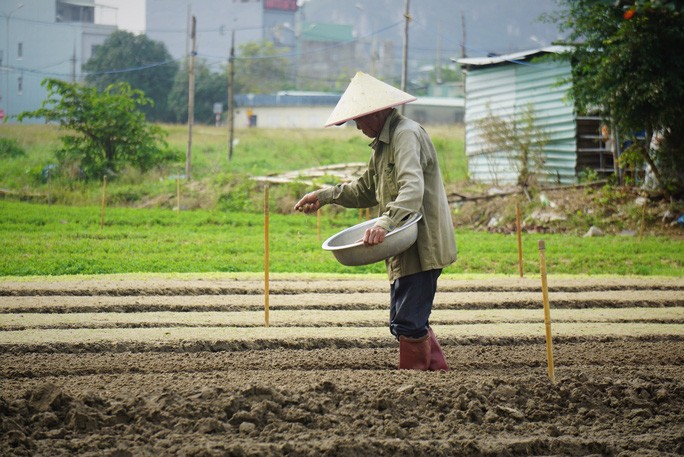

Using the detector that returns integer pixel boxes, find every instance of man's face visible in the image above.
[354,111,385,138]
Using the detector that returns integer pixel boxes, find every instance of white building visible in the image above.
[145,0,298,61]
[1,0,116,122]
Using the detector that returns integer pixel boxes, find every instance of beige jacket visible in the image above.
[317,109,457,282]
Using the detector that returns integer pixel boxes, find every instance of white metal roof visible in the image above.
[455,45,572,67]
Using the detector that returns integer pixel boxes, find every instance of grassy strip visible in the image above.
[0,124,468,208]
[1,201,682,276]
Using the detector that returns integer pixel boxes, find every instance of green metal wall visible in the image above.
[464,59,576,185]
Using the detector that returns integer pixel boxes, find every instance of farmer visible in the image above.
[294,72,457,371]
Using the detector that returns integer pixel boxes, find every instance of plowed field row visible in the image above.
[1,275,682,456]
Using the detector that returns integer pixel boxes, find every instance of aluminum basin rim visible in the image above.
[321,213,422,251]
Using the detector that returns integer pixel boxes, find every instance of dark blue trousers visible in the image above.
[389,269,442,339]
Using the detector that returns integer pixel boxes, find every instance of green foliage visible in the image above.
[217,175,260,212]
[476,104,549,188]
[552,0,684,195]
[17,79,176,181]
[83,30,178,121]
[577,167,600,183]
[0,200,681,276]
[0,138,25,158]
[167,59,229,124]
[235,41,293,94]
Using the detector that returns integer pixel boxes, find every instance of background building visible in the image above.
[144,0,298,61]
[1,0,115,121]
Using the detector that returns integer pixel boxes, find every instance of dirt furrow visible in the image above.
[1,276,683,296]
[1,275,683,456]
[2,307,682,331]
[1,290,682,314]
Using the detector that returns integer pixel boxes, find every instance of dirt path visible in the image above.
[1,275,683,456]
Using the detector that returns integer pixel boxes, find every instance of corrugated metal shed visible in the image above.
[458,46,577,185]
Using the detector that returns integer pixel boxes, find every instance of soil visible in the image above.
[1,275,683,456]
[448,183,684,237]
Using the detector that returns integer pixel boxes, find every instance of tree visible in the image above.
[234,41,293,94]
[552,0,684,195]
[167,59,228,124]
[83,30,178,122]
[17,79,176,180]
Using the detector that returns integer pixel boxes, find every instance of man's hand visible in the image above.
[363,226,387,246]
[294,192,321,214]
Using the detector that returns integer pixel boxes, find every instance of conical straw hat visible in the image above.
[324,72,416,127]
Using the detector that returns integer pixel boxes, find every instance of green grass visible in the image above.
[0,124,468,209]
[1,201,682,277]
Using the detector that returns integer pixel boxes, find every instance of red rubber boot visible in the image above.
[398,334,431,370]
[428,327,449,371]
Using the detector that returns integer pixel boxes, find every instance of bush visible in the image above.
[0,138,25,158]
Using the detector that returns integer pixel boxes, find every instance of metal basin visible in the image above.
[322,213,422,266]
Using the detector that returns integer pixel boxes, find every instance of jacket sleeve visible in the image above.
[315,163,378,209]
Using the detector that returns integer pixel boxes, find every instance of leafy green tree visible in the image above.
[235,41,293,94]
[83,30,178,121]
[17,79,176,180]
[552,0,684,195]
[167,59,228,124]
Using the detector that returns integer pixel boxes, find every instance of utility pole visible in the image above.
[228,30,235,162]
[461,11,466,59]
[401,0,410,114]
[71,43,77,82]
[436,22,442,84]
[186,15,196,180]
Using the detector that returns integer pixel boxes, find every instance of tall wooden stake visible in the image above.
[516,203,523,277]
[186,15,197,180]
[538,240,556,385]
[100,175,107,229]
[264,184,270,327]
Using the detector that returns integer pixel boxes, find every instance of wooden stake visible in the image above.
[264,184,270,327]
[176,170,181,211]
[317,208,321,241]
[538,240,556,385]
[516,203,523,277]
[100,175,107,229]
[639,200,646,239]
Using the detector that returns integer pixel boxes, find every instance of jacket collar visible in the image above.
[370,109,399,149]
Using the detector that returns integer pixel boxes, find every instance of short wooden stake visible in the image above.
[176,170,181,211]
[538,240,556,385]
[264,184,270,327]
[516,203,523,277]
[639,200,646,239]
[100,175,107,229]
[317,208,321,241]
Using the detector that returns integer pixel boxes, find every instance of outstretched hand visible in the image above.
[294,192,321,214]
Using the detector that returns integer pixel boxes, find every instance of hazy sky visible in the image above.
[96,0,146,34]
